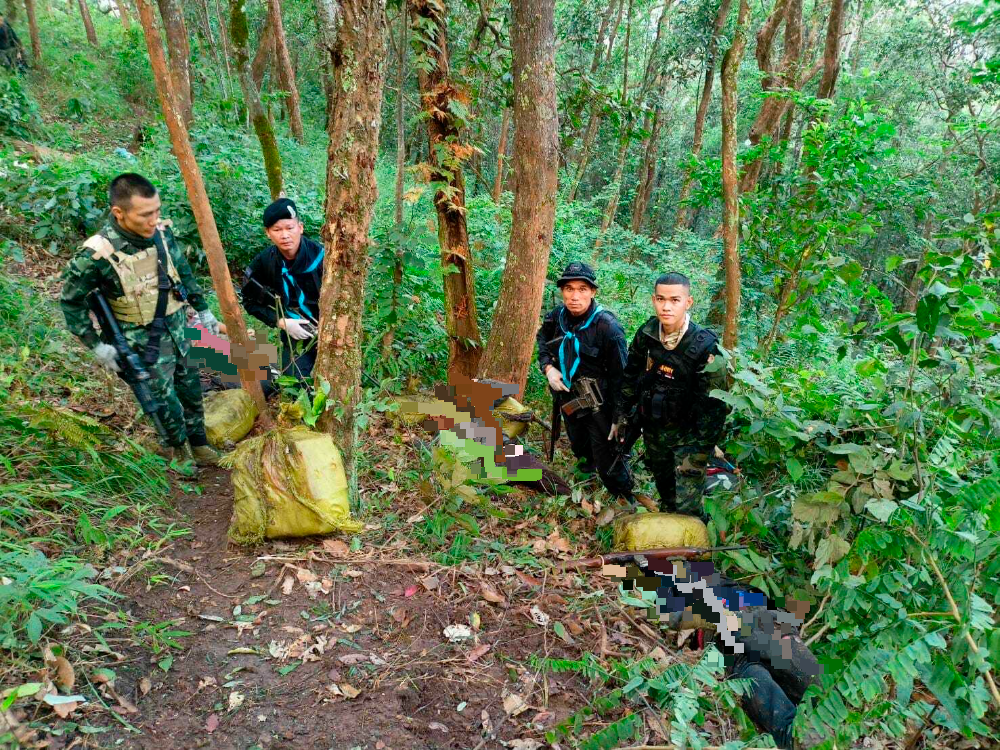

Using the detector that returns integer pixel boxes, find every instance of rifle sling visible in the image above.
[143,230,173,366]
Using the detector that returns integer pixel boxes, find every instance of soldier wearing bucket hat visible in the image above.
[241,198,324,394]
[536,262,634,501]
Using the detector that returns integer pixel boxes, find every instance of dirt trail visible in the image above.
[105,466,595,750]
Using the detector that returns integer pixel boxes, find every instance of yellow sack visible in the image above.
[204,389,258,449]
[221,427,362,545]
[494,396,530,440]
[613,512,710,551]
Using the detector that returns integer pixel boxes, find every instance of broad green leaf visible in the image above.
[865,498,898,522]
[786,457,804,482]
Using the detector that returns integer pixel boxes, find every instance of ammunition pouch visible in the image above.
[642,382,689,424]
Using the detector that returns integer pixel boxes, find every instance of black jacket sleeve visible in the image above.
[241,251,279,329]
[536,308,560,374]
[600,314,628,416]
[617,326,649,421]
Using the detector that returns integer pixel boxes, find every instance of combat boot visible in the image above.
[189,443,221,467]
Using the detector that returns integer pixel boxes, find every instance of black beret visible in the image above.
[263,197,300,228]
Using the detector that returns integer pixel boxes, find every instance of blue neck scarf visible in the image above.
[558,303,603,388]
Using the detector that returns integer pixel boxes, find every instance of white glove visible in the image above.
[197,309,221,335]
[545,365,570,393]
[280,318,313,341]
[607,423,618,441]
[92,343,120,373]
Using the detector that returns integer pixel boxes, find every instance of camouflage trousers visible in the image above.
[122,310,207,448]
[642,429,710,517]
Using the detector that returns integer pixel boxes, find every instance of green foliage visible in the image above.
[0,71,40,138]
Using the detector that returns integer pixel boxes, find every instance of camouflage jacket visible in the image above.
[60,219,208,350]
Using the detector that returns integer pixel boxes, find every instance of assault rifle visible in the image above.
[88,291,170,443]
[555,545,747,572]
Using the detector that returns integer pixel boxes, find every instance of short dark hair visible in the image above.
[108,173,157,209]
[654,272,691,292]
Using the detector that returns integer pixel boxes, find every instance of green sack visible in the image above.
[221,427,362,545]
[613,512,710,551]
[204,389,258,449]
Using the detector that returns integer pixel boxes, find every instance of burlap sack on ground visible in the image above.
[221,427,362,544]
[613,512,710,551]
[204,389,258,449]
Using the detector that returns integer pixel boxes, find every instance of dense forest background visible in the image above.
[1,0,998,746]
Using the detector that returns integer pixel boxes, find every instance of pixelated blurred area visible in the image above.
[392,375,572,495]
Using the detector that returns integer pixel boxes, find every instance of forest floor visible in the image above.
[10,404,727,750]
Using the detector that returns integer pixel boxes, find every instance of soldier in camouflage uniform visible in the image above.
[60,173,222,465]
[616,272,728,517]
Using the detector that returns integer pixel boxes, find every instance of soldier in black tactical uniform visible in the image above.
[536,262,633,500]
[241,198,323,395]
[617,272,728,517]
[0,14,26,70]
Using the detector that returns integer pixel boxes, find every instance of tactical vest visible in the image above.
[84,225,184,326]
[640,321,718,424]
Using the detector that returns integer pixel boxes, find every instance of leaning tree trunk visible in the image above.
[312,0,386,484]
[156,0,194,126]
[817,0,846,99]
[674,0,733,231]
[77,0,99,46]
[113,0,130,30]
[6,0,17,23]
[407,0,483,382]
[267,0,304,142]
[492,106,509,204]
[381,2,407,359]
[720,0,750,350]
[739,0,803,193]
[565,0,620,159]
[230,0,283,199]
[24,0,42,64]
[134,0,270,423]
[477,0,558,397]
[629,99,665,233]
[251,16,273,89]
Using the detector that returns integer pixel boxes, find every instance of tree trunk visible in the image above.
[492,106,509,204]
[251,17,273,90]
[155,0,194,126]
[567,0,625,202]
[267,0,304,142]
[195,0,229,97]
[77,0,99,46]
[629,101,664,233]
[382,2,407,359]
[134,0,270,425]
[565,0,620,157]
[24,0,42,65]
[739,0,802,193]
[312,0,386,485]
[6,0,17,24]
[407,0,483,382]
[113,0,130,30]
[817,0,846,99]
[596,1,671,249]
[213,0,235,88]
[674,0,732,231]
[720,0,750,350]
[230,0,283,199]
[476,0,558,397]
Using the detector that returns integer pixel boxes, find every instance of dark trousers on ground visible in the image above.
[563,406,632,498]
[726,634,821,749]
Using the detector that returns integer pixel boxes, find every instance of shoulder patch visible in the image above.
[83,234,115,261]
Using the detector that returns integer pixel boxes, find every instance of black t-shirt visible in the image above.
[241,236,324,328]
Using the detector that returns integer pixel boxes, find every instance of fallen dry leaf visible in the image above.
[295,567,318,584]
[339,682,361,699]
[338,653,368,665]
[281,575,295,595]
[467,643,491,662]
[391,607,411,627]
[479,583,506,606]
[508,740,543,750]
[420,575,440,591]
[228,691,245,711]
[443,624,473,642]
[514,570,542,588]
[427,721,449,732]
[322,539,349,557]
[502,693,528,716]
[139,677,152,696]
[205,713,220,733]
[529,605,550,627]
